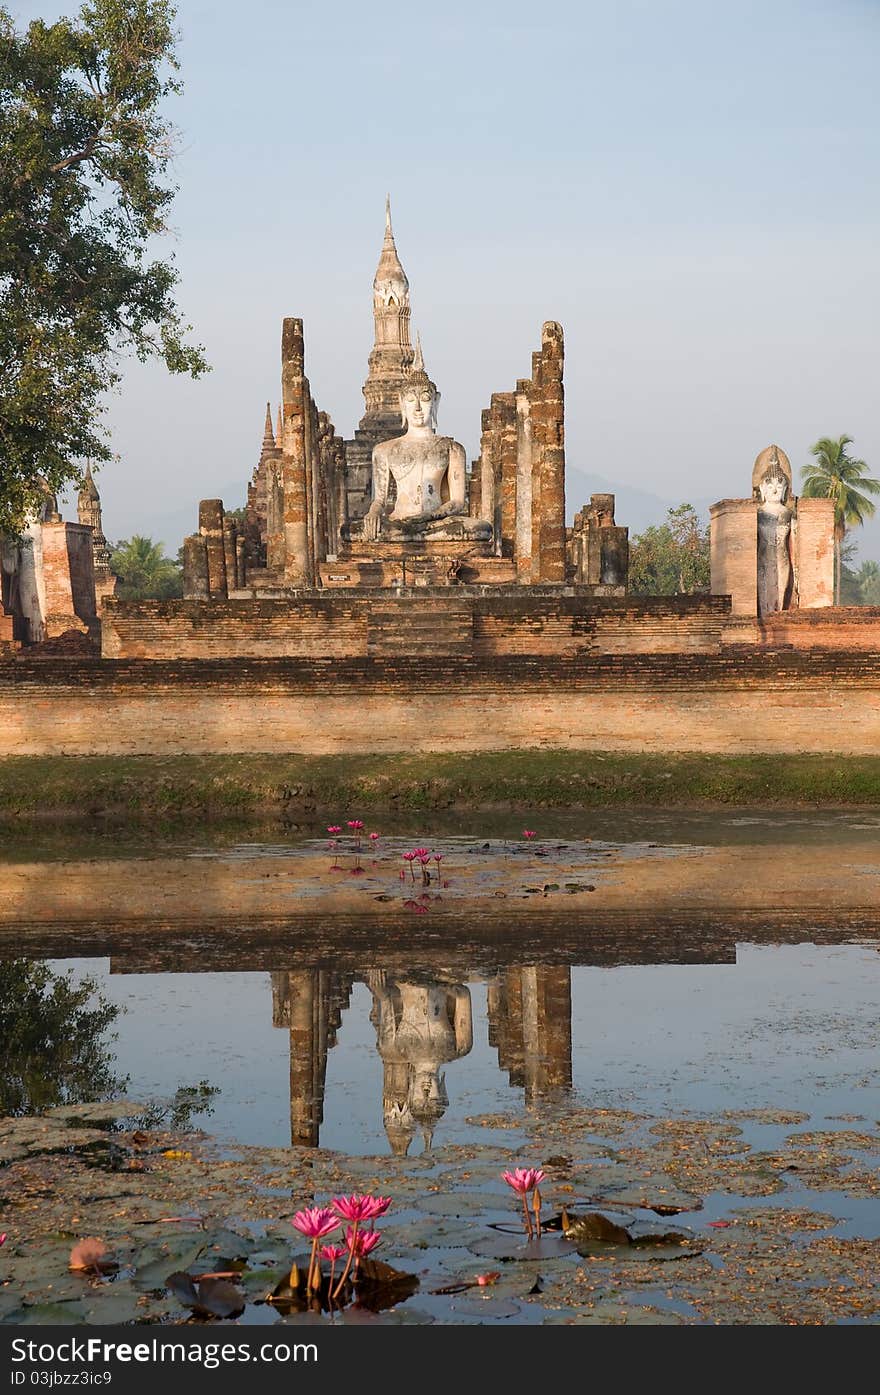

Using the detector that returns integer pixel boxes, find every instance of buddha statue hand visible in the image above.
[363,501,384,541]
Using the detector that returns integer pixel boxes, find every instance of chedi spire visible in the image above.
[261,402,275,455]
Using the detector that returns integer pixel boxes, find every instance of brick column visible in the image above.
[182,535,209,599]
[498,392,518,558]
[515,383,533,582]
[281,317,313,588]
[199,500,227,599]
[533,322,566,583]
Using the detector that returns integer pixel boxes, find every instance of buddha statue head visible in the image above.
[399,335,439,434]
[383,1098,417,1157]
[759,459,789,505]
[408,1067,448,1152]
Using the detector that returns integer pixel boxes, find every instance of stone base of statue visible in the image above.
[323,523,513,589]
[344,513,493,545]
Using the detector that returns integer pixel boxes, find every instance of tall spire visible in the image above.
[77,460,100,528]
[373,195,409,305]
[261,402,275,454]
[345,199,417,522]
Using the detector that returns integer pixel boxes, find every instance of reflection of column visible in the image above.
[271,970,352,1148]
[488,966,572,1104]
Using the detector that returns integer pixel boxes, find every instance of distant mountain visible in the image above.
[566,468,713,533]
[128,481,247,556]
[120,464,880,564]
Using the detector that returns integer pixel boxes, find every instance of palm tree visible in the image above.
[110,535,182,600]
[800,436,880,604]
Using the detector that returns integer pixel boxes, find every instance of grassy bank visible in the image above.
[2,751,880,820]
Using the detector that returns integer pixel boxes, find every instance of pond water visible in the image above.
[3,810,879,1156]
[3,810,880,1327]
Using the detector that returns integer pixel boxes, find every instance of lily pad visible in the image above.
[166,1271,245,1319]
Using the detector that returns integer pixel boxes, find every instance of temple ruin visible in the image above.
[1,468,114,650]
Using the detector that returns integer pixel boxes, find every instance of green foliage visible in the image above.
[0,0,208,535]
[800,436,879,603]
[838,544,880,606]
[128,1080,219,1130]
[110,533,181,598]
[855,560,880,606]
[628,504,710,595]
[0,958,124,1115]
[7,749,880,818]
[800,435,879,532]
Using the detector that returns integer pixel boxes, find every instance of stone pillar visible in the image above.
[479,408,496,550]
[515,384,533,582]
[235,535,246,590]
[498,392,518,559]
[710,500,758,616]
[794,498,835,607]
[266,461,285,575]
[468,459,482,518]
[39,521,97,637]
[222,519,237,593]
[532,322,566,583]
[199,499,228,599]
[281,318,313,588]
[182,534,209,599]
[287,969,326,1149]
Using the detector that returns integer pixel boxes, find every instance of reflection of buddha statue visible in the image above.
[363,341,492,543]
[757,456,793,616]
[367,972,473,1154]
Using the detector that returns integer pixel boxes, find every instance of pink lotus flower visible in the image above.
[0,1233,6,1247]
[347,819,364,831]
[412,846,429,859]
[503,1167,546,1240]
[523,830,537,840]
[330,1194,390,1297]
[327,825,342,834]
[369,832,380,841]
[433,853,444,865]
[331,1188,379,1222]
[291,1206,340,1240]
[320,1243,346,1262]
[346,1226,382,1257]
[502,1167,545,1194]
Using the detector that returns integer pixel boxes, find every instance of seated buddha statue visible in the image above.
[362,339,492,543]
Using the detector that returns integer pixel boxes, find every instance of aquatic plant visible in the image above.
[320,1242,346,1293]
[291,1206,341,1290]
[502,1167,546,1239]
[331,1194,391,1298]
[345,1225,382,1279]
[347,819,365,850]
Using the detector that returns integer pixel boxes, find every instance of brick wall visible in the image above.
[4,651,880,756]
[102,592,732,660]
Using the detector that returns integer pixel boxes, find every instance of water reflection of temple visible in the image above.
[271,970,354,1147]
[487,967,572,1105]
[270,965,573,1153]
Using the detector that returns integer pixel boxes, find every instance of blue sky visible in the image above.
[16,0,880,553]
